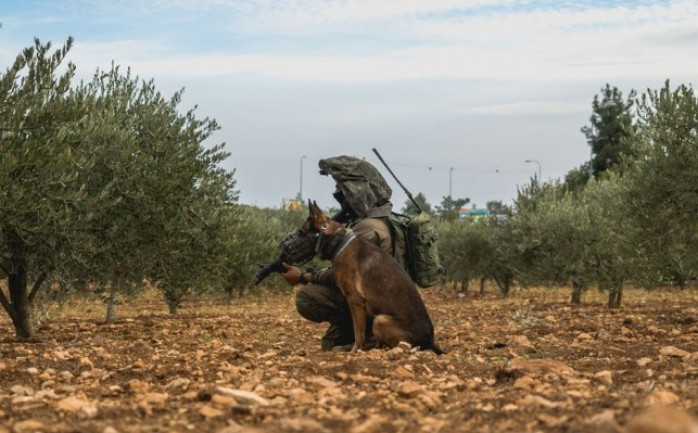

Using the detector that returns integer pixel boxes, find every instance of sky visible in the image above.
[2,0,698,211]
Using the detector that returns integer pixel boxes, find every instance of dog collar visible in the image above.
[331,230,356,261]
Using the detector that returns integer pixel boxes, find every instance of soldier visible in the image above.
[280,155,395,351]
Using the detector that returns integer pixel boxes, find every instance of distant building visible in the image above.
[282,199,302,211]
[459,208,490,220]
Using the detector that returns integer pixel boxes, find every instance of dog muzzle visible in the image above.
[279,231,318,266]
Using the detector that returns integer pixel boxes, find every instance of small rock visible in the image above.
[199,405,224,419]
[216,387,270,406]
[511,335,535,349]
[636,358,653,367]
[350,415,391,433]
[396,381,422,398]
[516,395,565,409]
[513,375,540,390]
[660,346,690,358]
[587,409,617,427]
[141,392,168,406]
[625,406,698,433]
[11,385,34,396]
[537,413,569,427]
[288,388,315,405]
[57,396,91,412]
[393,366,415,379]
[126,379,150,394]
[58,371,74,381]
[12,420,45,433]
[210,394,237,408]
[277,417,328,433]
[594,370,613,386]
[576,332,594,342]
[644,388,680,407]
[164,377,191,392]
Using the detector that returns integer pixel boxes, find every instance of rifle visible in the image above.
[253,231,317,285]
[253,254,290,285]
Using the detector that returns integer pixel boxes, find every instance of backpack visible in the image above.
[386,212,443,287]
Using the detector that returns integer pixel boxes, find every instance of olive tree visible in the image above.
[438,219,491,292]
[0,38,93,339]
[622,81,698,287]
[579,176,634,308]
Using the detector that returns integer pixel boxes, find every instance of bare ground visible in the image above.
[1,285,698,433]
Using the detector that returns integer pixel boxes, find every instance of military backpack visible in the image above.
[386,211,443,288]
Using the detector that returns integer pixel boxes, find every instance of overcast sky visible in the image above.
[2,0,697,211]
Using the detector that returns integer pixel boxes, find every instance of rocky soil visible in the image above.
[1,285,698,433]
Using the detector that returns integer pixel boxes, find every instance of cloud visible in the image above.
[51,0,697,86]
[458,100,588,116]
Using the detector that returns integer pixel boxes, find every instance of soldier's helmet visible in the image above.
[318,155,392,218]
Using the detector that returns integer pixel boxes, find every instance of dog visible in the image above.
[301,200,444,354]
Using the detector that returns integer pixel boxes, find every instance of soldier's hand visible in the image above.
[280,262,302,285]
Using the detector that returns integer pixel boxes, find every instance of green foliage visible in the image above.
[0,38,90,338]
[622,80,698,286]
[485,201,508,216]
[0,38,241,332]
[438,219,493,286]
[578,176,632,307]
[402,192,432,214]
[218,205,308,297]
[581,84,637,178]
[563,162,592,193]
[438,215,517,297]
[436,195,470,221]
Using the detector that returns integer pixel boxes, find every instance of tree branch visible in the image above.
[28,272,48,304]
[0,289,16,323]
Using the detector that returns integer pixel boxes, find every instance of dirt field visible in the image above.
[1,285,698,433]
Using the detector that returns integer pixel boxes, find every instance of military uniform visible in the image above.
[295,156,396,351]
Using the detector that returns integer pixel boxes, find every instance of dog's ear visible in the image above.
[307,200,321,219]
[309,201,327,226]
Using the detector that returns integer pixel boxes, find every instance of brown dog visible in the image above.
[301,200,443,354]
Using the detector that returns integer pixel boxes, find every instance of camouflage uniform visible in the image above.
[295,156,395,351]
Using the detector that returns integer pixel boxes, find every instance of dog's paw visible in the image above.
[330,344,354,353]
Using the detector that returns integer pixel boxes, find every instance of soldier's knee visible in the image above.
[295,288,328,323]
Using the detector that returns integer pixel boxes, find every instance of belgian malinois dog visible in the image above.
[301,200,444,354]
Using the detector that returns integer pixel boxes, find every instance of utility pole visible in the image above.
[299,155,306,200]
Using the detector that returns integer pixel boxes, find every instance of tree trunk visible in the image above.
[459,280,469,293]
[163,288,181,315]
[608,283,623,309]
[494,276,510,298]
[224,287,233,306]
[570,281,583,305]
[480,277,486,295]
[1,251,35,340]
[167,301,178,315]
[105,285,117,323]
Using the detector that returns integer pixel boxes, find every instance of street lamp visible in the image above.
[524,159,542,180]
[299,155,306,200]
[449,167,454,197]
